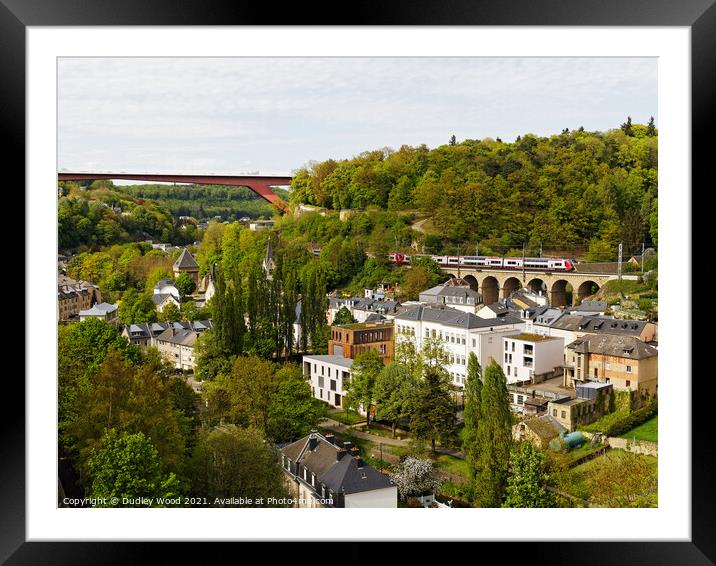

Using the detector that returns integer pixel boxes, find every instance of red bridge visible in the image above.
[57,172,292,211]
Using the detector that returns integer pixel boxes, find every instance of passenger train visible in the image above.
[387,253,575,271]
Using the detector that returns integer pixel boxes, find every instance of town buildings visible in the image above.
[394,304,524,387]
[502,333,564,385]
[302,354,353,408]
[562,334,658,397]
[279,431,397,508]
[173,248,199,286]
[57,274,101,321]
[152,278,182,312]
[78,302,118,324]
[328,319,395,363]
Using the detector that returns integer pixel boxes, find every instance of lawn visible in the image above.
[327,409,365,426]
[619,415,658,443]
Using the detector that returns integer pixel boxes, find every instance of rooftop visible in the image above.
[508,333,557,342]
[332,320,394,331]
[173,248,198,270]
[567,334,658,360]
[302,355,354,369]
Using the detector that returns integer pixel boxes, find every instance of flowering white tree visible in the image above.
[390,456,441,499]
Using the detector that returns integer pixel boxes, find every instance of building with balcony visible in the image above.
[502,333,564,385]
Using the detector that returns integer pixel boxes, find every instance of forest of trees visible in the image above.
[58,180,199,252]
[115,184,288,220]
[289,122,658,261]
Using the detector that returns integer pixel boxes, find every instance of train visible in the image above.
[388,253,575,271]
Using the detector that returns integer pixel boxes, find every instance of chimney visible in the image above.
[324,433,335,445]
[354,455,364,468]
[308,432,318,451]
[336,447,347,461]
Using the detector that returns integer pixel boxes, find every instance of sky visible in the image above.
[58,57,657,176]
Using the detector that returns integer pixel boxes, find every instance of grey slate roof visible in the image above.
[173,248,198,269]
[395,305,517,330]
[552,315,648,337]
[281,433,394,496]
[152,293,179,306]
[79,302,117,316]
[566,334,658,360]
[570,300,607,313]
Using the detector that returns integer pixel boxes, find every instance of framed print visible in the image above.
[6,0,712,563]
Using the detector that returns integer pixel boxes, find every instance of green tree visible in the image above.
[472,360,512,507]
[174,272,197,298]
[159,301,181,322]
[585,450,657,508]
[70,351,187,486]
[194,328,234,382]
[190,425,289,506]
[463,352,483,477]
[373,363,418,437]
[333,306,357,326]
[87,429,182,507]
[266,366,327,443]
[503,442,555,508]
[344,350,384,429]
[202,355,280,431]
[411,364,456,455]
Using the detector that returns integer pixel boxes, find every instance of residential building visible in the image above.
[302,354,353,408]
[78,302,119,324]
[327,296,401,324]
[328,320,394,363]
[547,381,613,432]
[173,248,199,286]
[563,334,658,397]
[419,279,482,313]
[502,333,564,385]
[279,431,397,508]
[152,292,181,313]
[121,320,212,349]
[57,274,102,321]
[155,326,203,371]
[508,380,572,415]
[534,314,658,344]
[394,305,524,388]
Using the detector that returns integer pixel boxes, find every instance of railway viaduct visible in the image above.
[439,265,638,307]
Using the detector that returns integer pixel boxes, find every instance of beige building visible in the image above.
[563,334,658,398]
[155,327,201,371]
[57,275,101,321]
[173,248,200,286]
[78,302,118,324]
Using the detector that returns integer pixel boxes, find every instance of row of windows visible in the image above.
[449,354,466,366]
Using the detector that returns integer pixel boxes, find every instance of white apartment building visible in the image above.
[502,333,564,385]
[302,354,353,409]
[394,305,525,388]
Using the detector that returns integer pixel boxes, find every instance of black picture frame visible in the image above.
[6,0,709,562]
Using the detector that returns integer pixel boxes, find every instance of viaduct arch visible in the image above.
[441,267,616,307]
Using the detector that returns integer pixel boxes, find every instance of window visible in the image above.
[507,366,511,376]
[553,409,557,417]
[472,339,476,347]
[330,379,336,392]
[318,376,324,388]
[626,380,631,387]
[593,368,598,378]
[517,395,524,404]
[561,411,566,419]
[512,342,515,352]
[626,365,632,373]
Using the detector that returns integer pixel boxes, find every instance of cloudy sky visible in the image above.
[58,57,657,175]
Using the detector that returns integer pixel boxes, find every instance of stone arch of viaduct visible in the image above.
[443,268,615,307]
